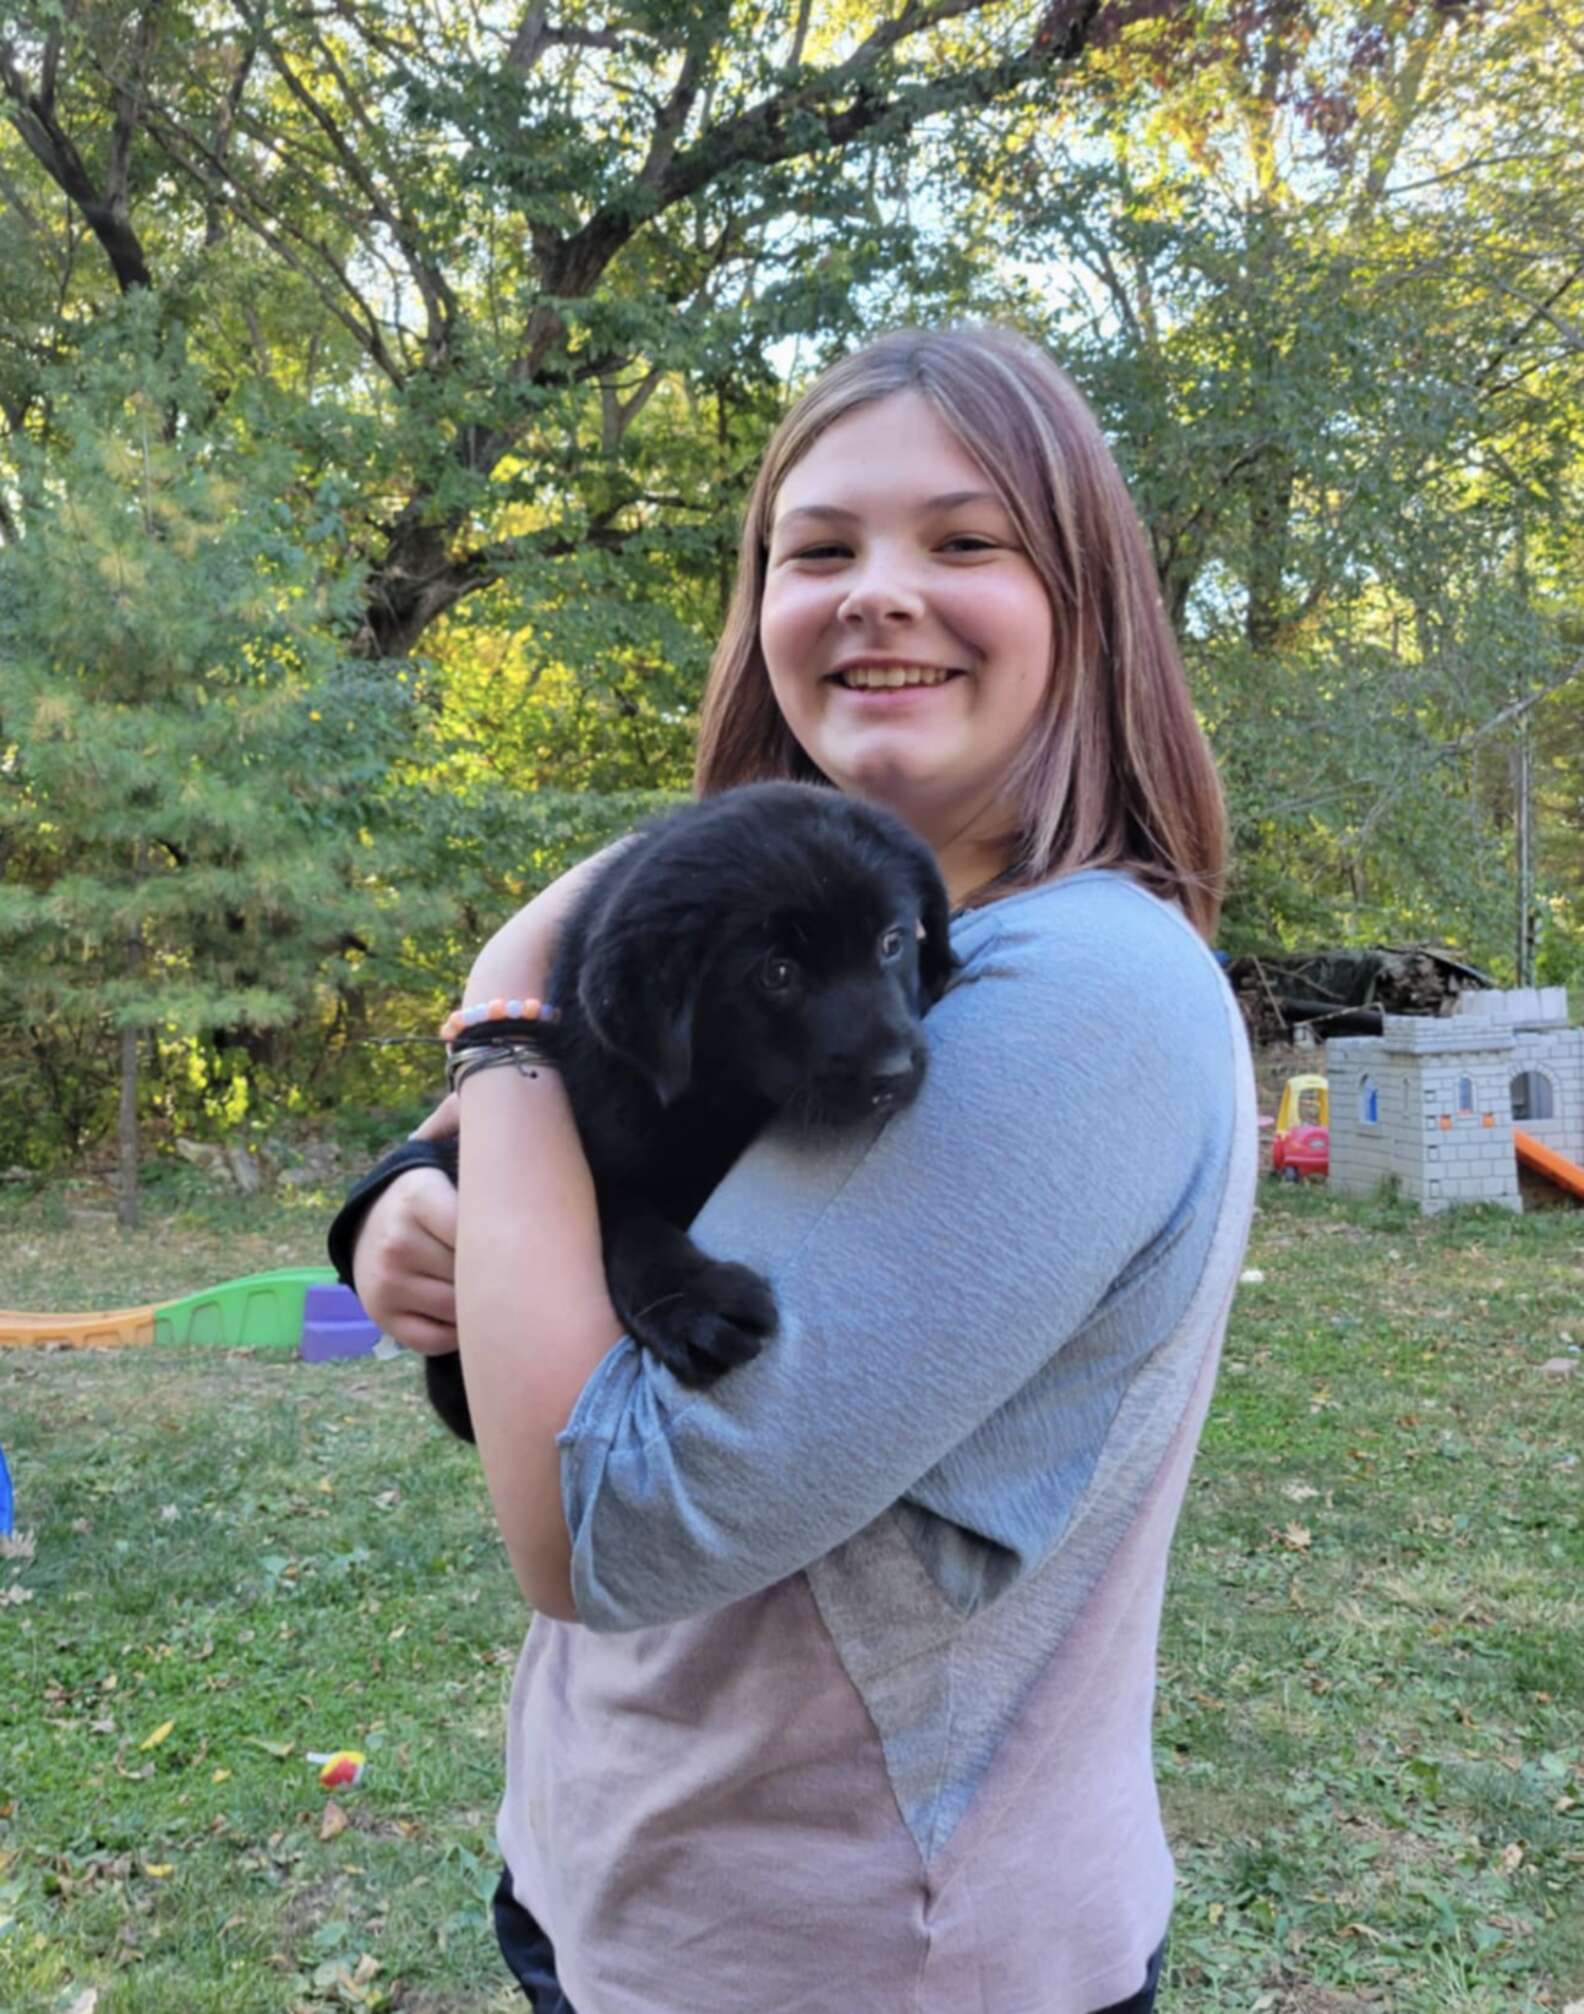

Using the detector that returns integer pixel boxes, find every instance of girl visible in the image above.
[338,324,1256,2012]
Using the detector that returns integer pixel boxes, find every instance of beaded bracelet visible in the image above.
[439,997,561,1044]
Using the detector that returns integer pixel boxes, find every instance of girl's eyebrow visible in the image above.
[775,490,1004,529]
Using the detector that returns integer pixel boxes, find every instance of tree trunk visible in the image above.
[355,515,488,660]
[117,1024,139,1231]
[1513,723,1536,986]
[1245,445,1294,652]
[118,838,145,1231]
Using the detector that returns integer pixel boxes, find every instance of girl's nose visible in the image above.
[837,553,925,626]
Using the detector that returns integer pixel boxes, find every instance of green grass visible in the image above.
[1,1176,1581,2011]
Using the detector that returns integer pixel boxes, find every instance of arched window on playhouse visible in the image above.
[1359,1075,1380,1126]
[1510,1069,1555,1123]
[1457,1075,1474,1114]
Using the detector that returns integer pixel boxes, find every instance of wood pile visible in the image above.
[1226,946,1495,1049]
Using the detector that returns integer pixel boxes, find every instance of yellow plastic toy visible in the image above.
[1274,1074,1329,1134]
[1271,1072,1330,1181]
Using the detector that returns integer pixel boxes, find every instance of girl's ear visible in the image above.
[915,869,957,1002]
[575,902,701,1108]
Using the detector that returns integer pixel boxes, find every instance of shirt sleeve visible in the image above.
[326,1135,458,1287]
[557,880,1238,1632]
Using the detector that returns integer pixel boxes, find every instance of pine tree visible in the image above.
[0,317,415,1219]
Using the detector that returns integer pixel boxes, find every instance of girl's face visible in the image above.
[760,392,1053,890]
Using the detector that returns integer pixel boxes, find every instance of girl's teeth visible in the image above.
[842,667,949,688]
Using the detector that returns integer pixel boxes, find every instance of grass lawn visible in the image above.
[1,1172,1580,2012]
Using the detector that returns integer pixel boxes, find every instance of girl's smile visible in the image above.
[759,392,1054,896]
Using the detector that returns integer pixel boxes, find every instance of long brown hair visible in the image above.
[693,324,1228,940]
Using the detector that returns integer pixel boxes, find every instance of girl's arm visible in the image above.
[446,856,628,1620]
[454,1023,619,1620]
[554,880,1247,1631]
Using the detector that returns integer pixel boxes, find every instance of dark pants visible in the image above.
[493,1866,1165,2012]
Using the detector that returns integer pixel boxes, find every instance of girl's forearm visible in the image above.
[454,943,622,1621]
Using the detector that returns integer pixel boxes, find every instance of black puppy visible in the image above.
[423,782,954,1442]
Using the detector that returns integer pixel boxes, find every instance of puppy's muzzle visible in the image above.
[867,1045,924,1111]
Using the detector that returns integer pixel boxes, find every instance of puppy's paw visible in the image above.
[631,1260,778,1387]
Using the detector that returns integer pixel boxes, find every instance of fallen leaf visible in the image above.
[320,1800,349,1841]
[245,1737,294,1759]
[1280,1523,1313,1551]
[1281,1481,1320,1503]
[139,1719,175,1751]
[63,1992,99,2014]
[143,1862,173,1878]
[212,1768,231,1784]
[1499,1841,1524,1873]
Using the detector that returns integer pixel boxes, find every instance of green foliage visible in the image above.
[0,311,450,1164]
[945,0,1584,969]
[2,0,1584,1171]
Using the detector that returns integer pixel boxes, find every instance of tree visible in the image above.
[0,314,430,1212]
[1,0,1158,665]
[940,0,1584,965]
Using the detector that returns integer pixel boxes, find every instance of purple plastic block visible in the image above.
[300,1282,382,1362]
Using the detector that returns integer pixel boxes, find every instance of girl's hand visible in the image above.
[358,841,630,1361]
[351,1164,459,1356]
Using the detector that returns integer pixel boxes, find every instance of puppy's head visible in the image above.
[575,784,955,1123]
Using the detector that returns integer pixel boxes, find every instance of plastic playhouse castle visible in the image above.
[1326,985,1584,1212]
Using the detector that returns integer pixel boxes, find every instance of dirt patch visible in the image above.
[1339,1813,1445,1869]
[1273,1990,1382,2013]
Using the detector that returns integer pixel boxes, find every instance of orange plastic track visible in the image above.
[0,1304,160,1349]
[1513,1128,1584,1200]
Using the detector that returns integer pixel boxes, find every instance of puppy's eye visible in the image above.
[761,954,798,993]
[879,927,905,963]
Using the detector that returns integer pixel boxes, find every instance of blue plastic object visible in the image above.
[0,1444,13,1537]
[300,1282,382,1362]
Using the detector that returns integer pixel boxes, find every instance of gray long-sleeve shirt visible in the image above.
[498,870,1257,2012]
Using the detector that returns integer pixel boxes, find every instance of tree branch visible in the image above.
[0,31,154,292]
[547,0,1123,300]
[140,104,406,382]
[506,3,551,74]
[204,37,258,247]
[233,2,458,360]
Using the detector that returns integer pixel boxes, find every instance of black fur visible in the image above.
[424,782,955,1441]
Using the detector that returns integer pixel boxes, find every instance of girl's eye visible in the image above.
[761,954,798,992]
[879,927,905,963]
[940,535,998,553]
[792,544,850,562]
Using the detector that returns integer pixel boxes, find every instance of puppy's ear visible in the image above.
[915,869,957,1002]
[576,913,700,1108]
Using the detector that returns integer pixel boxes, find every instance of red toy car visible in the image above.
[1271,1073,1329,1182]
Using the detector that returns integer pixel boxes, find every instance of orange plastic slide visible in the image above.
[1513,1127,1584,1200]
[0,1303,160,1348]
